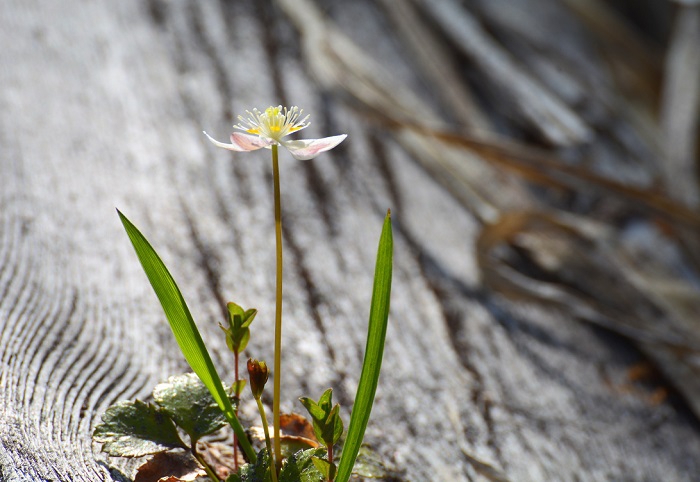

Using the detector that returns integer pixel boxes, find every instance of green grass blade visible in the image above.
[117,209,256,462]
[335,211,393,482]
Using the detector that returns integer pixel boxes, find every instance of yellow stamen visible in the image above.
[234,105,310,143]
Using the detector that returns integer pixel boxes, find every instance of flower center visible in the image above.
[235,105,310,143]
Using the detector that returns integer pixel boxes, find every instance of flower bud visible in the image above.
[247,358,269,400]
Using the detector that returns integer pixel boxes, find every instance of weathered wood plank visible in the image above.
[1,1,700,481]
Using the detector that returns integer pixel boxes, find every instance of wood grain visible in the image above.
[1,1,700,481]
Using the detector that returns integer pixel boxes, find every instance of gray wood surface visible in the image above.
[2,1,700,481]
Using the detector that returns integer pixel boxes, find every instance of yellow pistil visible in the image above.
[235,105,310,144]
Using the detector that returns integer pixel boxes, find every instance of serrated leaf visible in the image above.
[117,210,256,463]
[228,449,270,482]
[93,399,186,457]
[279,448,326,482]
[336,212,392,482]
[153,373,228,442]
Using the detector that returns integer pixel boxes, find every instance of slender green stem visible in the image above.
[256,397,279,482]
[271,143,283,472]
[192,442,220,482]
[233,350,240,471]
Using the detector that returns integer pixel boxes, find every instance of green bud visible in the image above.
[247,358,269,400]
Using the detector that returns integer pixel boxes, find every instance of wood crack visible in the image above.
[253,0,351,406]
[371,130,509,466]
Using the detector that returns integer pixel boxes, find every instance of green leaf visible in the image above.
[325,404,344,446]
[311,457,336,481]
[300,389,343,447]
[351,445,397,479]
[227,302,257,328]
[335,212,392,482]
[231,379,247,398]
[236,328,251,353]
[224,302,256,353]
[117,209,256,462]
[228,449,270,482]
[153,373,228,443]
[299,397,324,422]
[279,448,326,482]
[318,388,333,414]
[299,395,328,444]
[93,399,186,457]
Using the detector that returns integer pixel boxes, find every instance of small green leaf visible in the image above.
[243,308,257,326]
[318,388,333,414]
[279,448,326,482]
[224,302,257,353]
[231,379,247,398]
[153,373,228,443]
[227,302,245,320]
[311,457,336,481]
[299,397,324,421]
[236,328,251,353]
[299,397,326,444]
[336,212,392,482]
[300,390,344,448]
[325,404,344,446]
[117,209,256,462]
[93,399,186,457]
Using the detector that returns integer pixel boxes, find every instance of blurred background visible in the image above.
[1,0,699,480]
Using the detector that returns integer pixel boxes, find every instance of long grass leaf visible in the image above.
[335,211,393,482]
[117,209,256,462]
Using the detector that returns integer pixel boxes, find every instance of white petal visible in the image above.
[231,132,275,150]
[203,131,273,152]
[282,134,347,160]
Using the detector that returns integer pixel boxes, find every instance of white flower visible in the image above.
[204,105,347,160]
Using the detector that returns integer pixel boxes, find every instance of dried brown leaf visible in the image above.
[134,452,205,482]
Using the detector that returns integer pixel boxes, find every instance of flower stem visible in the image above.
[192,442,220,482]
[271,143,283,473]
[256,397,279,482]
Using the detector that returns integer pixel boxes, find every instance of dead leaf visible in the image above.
[134,451,205,482]
[248,412,320,460]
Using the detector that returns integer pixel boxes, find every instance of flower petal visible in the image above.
[203,131,274,152]
[281,135,347,160]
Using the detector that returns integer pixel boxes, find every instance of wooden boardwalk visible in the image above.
[2,1,700,480]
